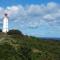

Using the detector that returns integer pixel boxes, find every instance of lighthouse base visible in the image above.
[2,29,8,33]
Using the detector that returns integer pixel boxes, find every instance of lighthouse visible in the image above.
[2,13,8,33]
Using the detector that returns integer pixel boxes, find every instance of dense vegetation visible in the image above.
[0,29,60,60]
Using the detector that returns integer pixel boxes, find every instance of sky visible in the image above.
[0,0,60,38]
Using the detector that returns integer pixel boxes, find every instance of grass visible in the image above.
[0,31,60,60]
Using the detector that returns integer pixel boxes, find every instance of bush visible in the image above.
[0,29,2,32]
[7,29,23,36]
[17,45,32,60]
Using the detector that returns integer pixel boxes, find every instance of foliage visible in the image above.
[0,29,2,32]
[7,29,23,36]
[0,30,60,60]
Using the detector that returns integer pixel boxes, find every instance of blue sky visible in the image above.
[0,0,60,38]
[0,0,60,7]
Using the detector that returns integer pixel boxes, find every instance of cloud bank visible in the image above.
[0,2,60,37]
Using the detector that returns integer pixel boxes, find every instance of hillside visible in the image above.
[0,30,60,60]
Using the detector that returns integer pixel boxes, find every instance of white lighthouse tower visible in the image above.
[2,13,8,33]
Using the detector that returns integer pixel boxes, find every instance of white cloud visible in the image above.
[47,2,58,9]
[6,6,19,16]
[0,2,60,29]
[28,21,39,28]
[43,14,55,20]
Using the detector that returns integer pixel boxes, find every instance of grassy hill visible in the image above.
[0,30,60,60]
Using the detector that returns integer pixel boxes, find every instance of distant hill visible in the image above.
[0,29,60,60]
